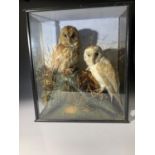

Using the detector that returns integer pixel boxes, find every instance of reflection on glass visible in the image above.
[28,6,128,121]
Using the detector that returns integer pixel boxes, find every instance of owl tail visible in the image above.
[109,92,124,112]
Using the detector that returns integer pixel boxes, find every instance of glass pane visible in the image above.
[28,6,128,121]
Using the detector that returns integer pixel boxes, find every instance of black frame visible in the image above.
[25,1,134,123]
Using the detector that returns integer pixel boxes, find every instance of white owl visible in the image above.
[84,45,122,106]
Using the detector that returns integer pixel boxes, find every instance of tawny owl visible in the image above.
[84,45,122,105]
[51,26,80,75]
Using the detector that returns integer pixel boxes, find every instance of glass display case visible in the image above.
[26,3,132,122]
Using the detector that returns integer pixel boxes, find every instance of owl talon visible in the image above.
[94,88,102,93]
[63,68,74,75]
[91,89,103,98]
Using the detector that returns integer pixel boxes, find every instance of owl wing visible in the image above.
[51,44,66,72]
[96,57,119,93]
[51,44,79,73]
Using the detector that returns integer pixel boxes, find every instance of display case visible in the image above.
[26,3,132,122]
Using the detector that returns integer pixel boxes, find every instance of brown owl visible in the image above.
[51,26,80,75]
[84,45,122,106]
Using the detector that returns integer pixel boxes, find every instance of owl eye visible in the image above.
[87,54,90,57]
[71,33,75,39]
[64,34,67,38]
[95,52,98,56]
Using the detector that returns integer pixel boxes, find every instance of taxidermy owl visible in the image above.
[84,45,122,106]
[51,26,80,75]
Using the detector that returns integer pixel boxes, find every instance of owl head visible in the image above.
[59,26,80,48]
[84,45,102,66]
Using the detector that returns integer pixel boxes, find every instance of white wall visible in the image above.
[60,18,119,50]
[30,16,119,56]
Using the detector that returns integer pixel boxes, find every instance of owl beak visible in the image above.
[74,42,78,47]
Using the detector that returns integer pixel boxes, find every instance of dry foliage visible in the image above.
[77,70,100,92]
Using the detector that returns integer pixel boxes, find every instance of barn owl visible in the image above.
[84,45,122,105]
[51,25,80,75]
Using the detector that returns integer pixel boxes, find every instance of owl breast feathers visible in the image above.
[51,26,80,74]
